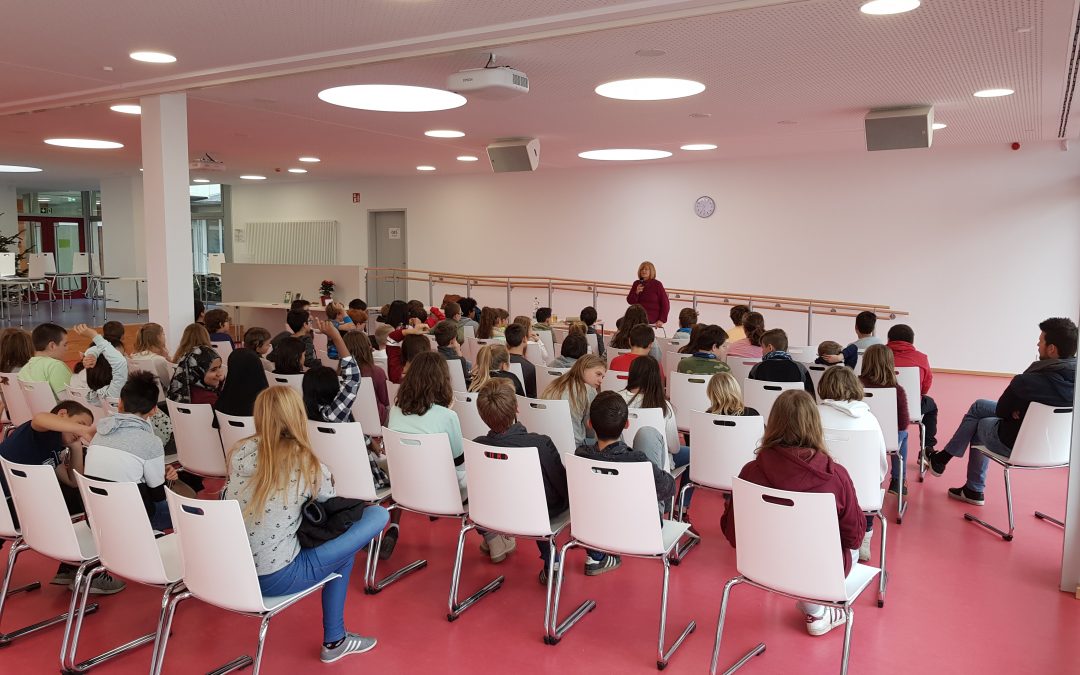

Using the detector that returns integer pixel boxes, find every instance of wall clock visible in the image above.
[694,195,716,218]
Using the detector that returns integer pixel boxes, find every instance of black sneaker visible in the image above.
[925,450,950,477]
[584,555,621,577]
[378,525,399,561]
[948,486,985,506]
[538,561,560,586]
[888,481,909,496]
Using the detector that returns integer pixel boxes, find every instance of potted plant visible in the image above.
[318,279,335,305]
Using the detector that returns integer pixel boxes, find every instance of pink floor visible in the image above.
[2,373,1077,674]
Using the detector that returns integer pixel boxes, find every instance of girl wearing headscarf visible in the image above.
[214,348,270,417]
[168,345,224,405]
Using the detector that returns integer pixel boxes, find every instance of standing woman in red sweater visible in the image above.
[626,261,670,329]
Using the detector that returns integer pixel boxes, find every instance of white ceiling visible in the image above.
[1,0,1077,189]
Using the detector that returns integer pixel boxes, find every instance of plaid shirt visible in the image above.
[318,356,361,423]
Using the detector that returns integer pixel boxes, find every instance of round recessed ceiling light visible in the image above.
[318,85,467,112]
[635,49,667,57]
[0,164,42,173]
[932,122,947,130]
[240,175,267,180]
[578,149,672,161]
[129,51,177,63]
[109,104,141,115]
[298,156,320,163]
[595,78,705,101]
[44,138,123,149]
[417,165,437,171]
[287,168,307,174]
[973,88,1014,98]
[192,178,210,183]
[859,0,920,15]
[680,143,717,151]
[456,155,479,162]
[425,129,465,138]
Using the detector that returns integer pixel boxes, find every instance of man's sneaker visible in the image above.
[805,607,847,636]
[378,525,399,561]
[74,572,126,595]
[539,562,560,586]
[584,555,621,577]
[924,451,950,477]
[51,565,77,586]
[948,486,985,506]
[320,633,377,663]
[485,535,516,564]
[858,530,873,562]
[887,481,909,496]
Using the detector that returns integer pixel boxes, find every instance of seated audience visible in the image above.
[302,322,361,425]
[727,305,750,343]
[71,323,129,404]
[836,311,885,369]
[492,308,510,337]
[343,331,390,426]
[549,333,587,368]
[271,337,307,375]
[925,318,1077,505]
[815,340,843,365]
[347,298,368,327]
[677,323,705,354]
[434,319,471,388]
[270,309,321,370]
[225,386,388,663]
[533,307,553,332]
[609,324,656,375]
[677,325,731,375]
[470,344,525,396]
[457,297,481,329]
[205,309,234,344]
[725,311,765,359]
[580,306,606,359]
[721,390,863,638]
[440,301,466,344]
[385,308,429,383]
[20,322,72,394]
[131,323,175,395]
[194,299,206,324]
[611,304,662,362]
[243,326,274,371]
[505,324,537,398]
[513,315,549,363]
[887,324,939,452]
[748,328,815,395]
[214,349,269,418]
[84,320,127,358]
[706,371,760,416]
[168,344,224,405]
[676,308,698,336]
[290,298,313,312]
[399,333,432,377]
[542,354,606,448]
[324,302,355,359]
[859,344,910,494]
[171,323,213,365]
[0,327,33,373]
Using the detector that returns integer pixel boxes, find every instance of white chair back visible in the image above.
[823,429,885,511]
[352,378,384,438]
[525,342,547,367]
[517,396,576,456]
[607,348,630,365]
[0,372,33,427]
[584,332,598,355]
[727,359,761,384]
[0,479,18,538]
[70,252,90,275]
[807,364,829,393]
[312,331,329,356]
[207,253,225,276]
[382,428,464,515]
[462,324,476,340]
[1,458,92,563]
[211,340,234,361]
[862,387,899,451]
[894,367,922,423]
[662,351,692,381]
[668,371,710,432]
[742,379,803,421]
[102,397,120,416]
[564,454,665,555]
[452,391,490,441]
[76,473,178,585]
[268,373,305,395]
[59,387,104,422]
[463,440,554,537]
[0,252,15,277]
[463,338,496,363]
[307,421,381,500]
[536,367,569,397]
[447,358,468,392]
[688,411,764,490]
[167,400,227,477]
[215,411,256,454]
[386,380,400,408]
[787,346,817,364]
[19,379,57,416]
[731,477,848,602]
[552,326,569,345]
[27,252,55,278]
[536,331,555,360]
[508,362,525,389]
[601,368,629,393]
[1009,403,1074,467]
[165,489,267,613]
[624,405,668,451]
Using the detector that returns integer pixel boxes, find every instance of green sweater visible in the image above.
[19,356,72,395]
[676,356,731,376]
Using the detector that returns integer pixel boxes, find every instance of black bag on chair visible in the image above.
[297,496,370,548]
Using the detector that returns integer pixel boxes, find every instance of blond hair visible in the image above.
[543,354,605,416]
[638,261,657,280]
[233,386,322,519]
[706,372,746,416]
[470,343,511,392]
[172,323,212,363]
[760,390,828,457]
[817,366,863,401]
[860,344,897,387]
[325,301,346,322]
[134,323,168,357]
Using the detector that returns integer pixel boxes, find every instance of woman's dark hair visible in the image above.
[120,371,160,415]
[0,328,33,373]
[86,357,113,391]
[625,356,666,410]
[382,300,409,328]
[678,324,705,354]
[302,366,341,421]
[697,325,729,352]
[477,306,499,339]
[743,312,766,346]
[611,304,649,349]
[272,337,305,374]
[401,333,432,366]
[215,348,270,417]
[396,351,452,415]
[560,333,588,360]
[458,297,479,320]
[102,321,126,350]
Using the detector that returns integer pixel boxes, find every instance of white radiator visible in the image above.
[246,220,338,265]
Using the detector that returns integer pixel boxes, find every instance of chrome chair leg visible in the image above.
[148,582,184,675]
[670,483,701,564]
[251,614,272,675]
[542,537,557,642]
[709,576,751,675]
[0,543,97,647]
[840,608,855,675]
[1035,511,1065,527]
[656,557,695,670]
[893,449,907,524]
[876,512,888,608]
[965,463,1016,541]
[547,540,596,644]
[447,519,504,621]
[61,565,158,673]
[365,505,427,594]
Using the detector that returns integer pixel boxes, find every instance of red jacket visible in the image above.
[887,340,932,396]
[721,446,864,575]
[626,278,670,325]
[387,328,406,383]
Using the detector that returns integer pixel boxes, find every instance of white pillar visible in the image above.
[99,176,145,311]
[0,184,17,237]
[140,93,193,349]
[1060,297,1080,593]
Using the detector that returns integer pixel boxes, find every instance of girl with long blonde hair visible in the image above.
[542,353,606,447]
[171,323,212,364]
[225,386,389,663]
[705,371,759,417]
[859,344,910,496]
[470,343,524,396]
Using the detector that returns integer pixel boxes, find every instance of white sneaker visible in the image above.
[805,607,847,637]
[859,530,873,562]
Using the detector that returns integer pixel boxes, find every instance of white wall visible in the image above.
[230,142,1080,374]
[99,176,145,311]
[0,185,17,237]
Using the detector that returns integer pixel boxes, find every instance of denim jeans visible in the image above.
[921,395,939,447]
[941,399,1012,493]
[672,445,694,508]
[258,505,389,643]
[149,500,172,531]
[889,430,909,484]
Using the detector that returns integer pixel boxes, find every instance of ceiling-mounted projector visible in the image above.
[447,66,529,99]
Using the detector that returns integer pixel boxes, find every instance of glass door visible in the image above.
[18,216,88,295]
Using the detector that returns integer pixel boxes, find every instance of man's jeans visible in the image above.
[941,399,1012,493]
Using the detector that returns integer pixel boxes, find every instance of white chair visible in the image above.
[668,371,710,432]
[508,362,526,390]
[549,454,695,668]
[709,478,881,675]
[452,391,490,441]
[807,364,830,394]
[606,348,630,365]
[0,372,33,430]
[307,421,388,502]
[366,428,459,594]
[624,406,671,471]
[862,387,905,523]
[386,380,400,408]
[600,368,629,393]
[788,346,817,364]
[215,411,255,455]
[742,379,803,420]
[59,387,105,423]
[535,367,569,398]
[463,337,496,363]
[516,396,576,456]
[166,400,226,478]
[964,403,1073,541]
[28,252,56,278]
[449,440,571,624]
[0,473,50,645]
[536,331,555,360]
[75,474,184,674]
[525,342,547,367]
[584,332,599,355]
[672,412,765,562]
[552,326,569,346]
[162,489,338,675]
[662,351,691,382]
[462,324,476,340]
[447,358,468,392]
[211,340,234,361]
[824,429,889,607]
[352,378,384,438]
[894,367,925,473]
[0,458,138,670]
[19,379,57,417]
[267,373,305,395]
[207,253,225,276]
[0,252,15,278]
[726,359,761,385]
[101,397,120,417]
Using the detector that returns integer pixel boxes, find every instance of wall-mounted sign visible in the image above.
[352,192,362,203]
[388,227,401,240]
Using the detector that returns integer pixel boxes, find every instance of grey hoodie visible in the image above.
[85,413,166,488]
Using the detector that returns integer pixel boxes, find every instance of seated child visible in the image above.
[580,306,605,359]
[676,308,698,336]
[533,307,553,332]
[204,309,234,344]
[748,329,815,395]
[815,340,843,365]
[244,326,274,371]
[676,325,731,375]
